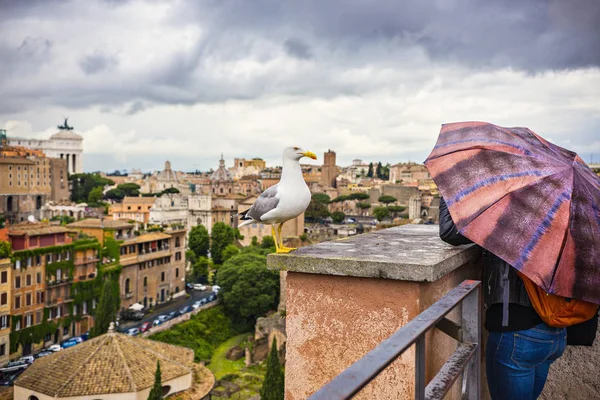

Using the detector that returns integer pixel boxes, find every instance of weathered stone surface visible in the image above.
[540,325,600,399]
[267,225,479,282]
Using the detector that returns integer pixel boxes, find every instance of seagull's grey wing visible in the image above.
[247,184,280,221]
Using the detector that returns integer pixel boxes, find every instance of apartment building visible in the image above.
[0,257,11,366]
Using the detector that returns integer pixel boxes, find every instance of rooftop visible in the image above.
[8,224,73,237]
[123,231,171,244]
[15,332,193,397]
[67,218,133,230]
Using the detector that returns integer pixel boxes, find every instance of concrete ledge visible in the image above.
[267,225,480,282]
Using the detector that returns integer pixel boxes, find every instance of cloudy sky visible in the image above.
[1,0,599,172]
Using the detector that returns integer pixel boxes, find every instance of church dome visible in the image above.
[210,154,233,182]
[157,160,179,182]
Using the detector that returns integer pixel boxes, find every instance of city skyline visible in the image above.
[1,0,599,172]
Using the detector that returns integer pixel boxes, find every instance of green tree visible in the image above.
[251,236,259,247]
[376,162,383,179]
[373,206,390,222]
[387,205,406,218]
[0,241,11,258]
[90,280,119,338]
[161,187,180,195]
[117,183,141,197]
[191,256,210,283]
[210,222,236,265]
[70,173,114,203]
[330,195,348,203]
[147,361,162,400]
[88,186,104,204]
[331,211,345,224]
[347,192,370,201]
[305,193,331,221]
[222,244,240,262]
[261,235,276,249]
[188,225,210,258]
[378,195,397,205]
[105,188,125,201]
[367,162,374,178]
[260,337,284,400]
[219,252,280,325]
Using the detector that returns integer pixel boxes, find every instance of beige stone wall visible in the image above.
[284,258,484,400]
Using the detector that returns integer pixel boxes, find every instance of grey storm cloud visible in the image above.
[0,0,599,114]
[79,52,118,75]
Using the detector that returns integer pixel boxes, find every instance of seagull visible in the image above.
[238,147,317,253]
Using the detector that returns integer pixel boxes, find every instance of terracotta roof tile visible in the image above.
[15,333,192,397]
[67,219,133,229]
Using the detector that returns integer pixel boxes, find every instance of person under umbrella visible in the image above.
[426,122,599,400]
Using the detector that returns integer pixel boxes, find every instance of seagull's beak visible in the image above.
[302,151,317,160]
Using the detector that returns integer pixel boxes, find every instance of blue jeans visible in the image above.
[486,323,566,400]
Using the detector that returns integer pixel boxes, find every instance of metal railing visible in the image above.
[309,280,481,400]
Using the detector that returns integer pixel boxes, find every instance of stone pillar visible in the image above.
[278,271,287,312]
[408,196,421,220]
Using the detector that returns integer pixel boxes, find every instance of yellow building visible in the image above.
[0,257,11,366]
[236,195,305,247]
[108,196,157,224]
[67,218,135,245]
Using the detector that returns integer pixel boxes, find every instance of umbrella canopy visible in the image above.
[425,121,600,304]
[129,303,144,311]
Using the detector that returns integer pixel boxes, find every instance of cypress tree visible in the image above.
[90,279,118,338]
[147,360,162,400]
[260,338,284,400]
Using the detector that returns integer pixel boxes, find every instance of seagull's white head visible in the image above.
[284,147,317,162]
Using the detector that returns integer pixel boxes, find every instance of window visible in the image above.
[125,278,131,293]
[0,315,8,329]
[46,254,52,264]
[175,237,181,247]
[36,311,42,324]
[175,252,182,261]
[15,276,21,289]
[92,299,96,309]
[35,255,41,266]
[37,291,44,304]
[143,277,147,287]
[83,302,87,314]
[27,257,32,267]
[14,296,20,309]
[15,318,21,331]
[161,272,165,282]
[56,269,62,281]
[26,275,31,286]
[0,344,5,357]
[73,305,78,315]
[0,293,6,305]
[176,268,179,278]
[48,308,53,319]
[1,271,6,283]
[37,272,41,284]
[25,314,32,327]
[26,293,31,306]
[57,306,62,318]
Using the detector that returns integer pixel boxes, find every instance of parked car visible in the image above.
[168,310,181,319]
[125,327,140,336]
[18,356,34,364]
[35,351,53,359]
[185,283,194,290]
[192,301,201,309]
[193,284,207,291]
[71,337,84,344]
[0,360,29,374]
[211,285,221,293]
[139,322,152,333]
[61,339,78,349]
[153,314,170,326]
[0,369,25,386]
[120,309,145,321]
[80,332,89,341]
[180,305,193,314]
[47,344,62,352]
[208,294,216,302]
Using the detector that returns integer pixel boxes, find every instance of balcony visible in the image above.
[74,256,99,266]
[137,249,170,262]
[266,225,593,399]
[47,278,72,287]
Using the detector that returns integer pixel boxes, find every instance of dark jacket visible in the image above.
[439,197,531,323]
[438,196,598,345]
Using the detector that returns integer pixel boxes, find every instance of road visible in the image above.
[118,288,215,331]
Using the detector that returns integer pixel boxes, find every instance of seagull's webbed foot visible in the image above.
[276,247,294,254]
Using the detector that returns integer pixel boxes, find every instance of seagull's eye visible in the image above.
[293,147,299,150]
